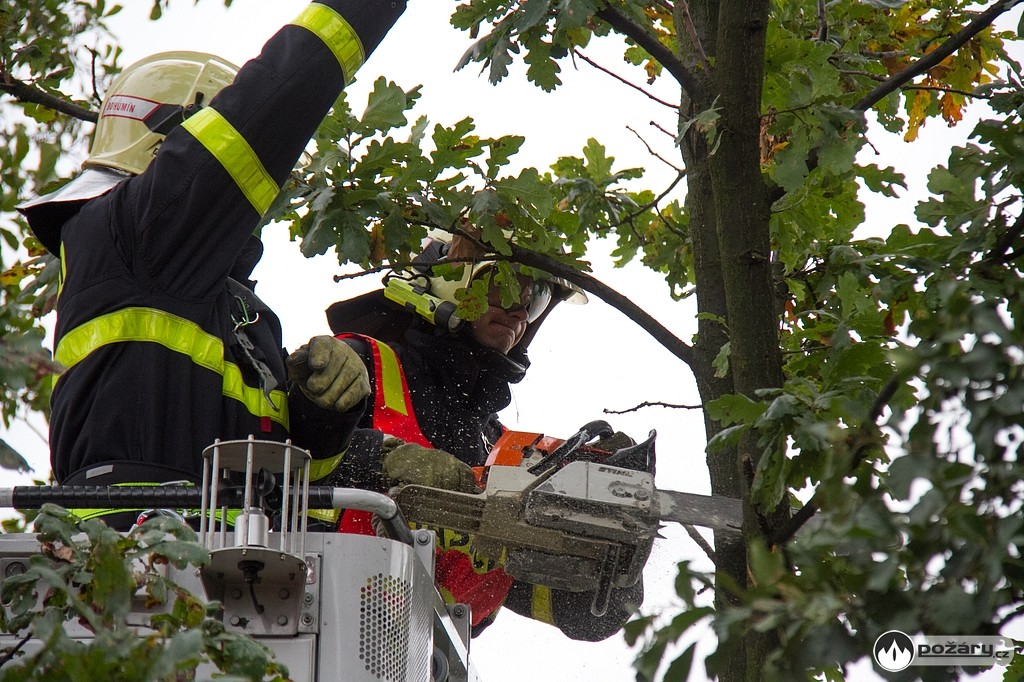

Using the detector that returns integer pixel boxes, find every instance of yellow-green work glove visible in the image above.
[286,335,369,413]
[381,439,478,493]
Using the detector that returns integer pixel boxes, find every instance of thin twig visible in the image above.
[815,0,828,42]
[509,244,696,368]
[605,400,703,414]
[572,49,679,110]
[0,633,33,667]
[332,238,697,369]
[613,168,687,230]
[627,125,685,172]
[649,119,677,140]
[903,84,993,99]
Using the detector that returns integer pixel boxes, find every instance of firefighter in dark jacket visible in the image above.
[16,0,406,523]
[306,230,649,641]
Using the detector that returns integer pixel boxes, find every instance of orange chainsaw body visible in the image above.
[473,430,616,487]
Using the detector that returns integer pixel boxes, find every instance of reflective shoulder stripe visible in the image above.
[181,108,279,216]
[531,584,555,625]
[54,307,288,428]
[290,4,365,84]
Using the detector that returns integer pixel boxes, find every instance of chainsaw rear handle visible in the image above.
[0,485,414,545]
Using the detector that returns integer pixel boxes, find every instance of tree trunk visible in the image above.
[682,1,786,679]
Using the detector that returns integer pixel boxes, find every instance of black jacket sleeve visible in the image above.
[287,386,367,461]
[122,0,408,299]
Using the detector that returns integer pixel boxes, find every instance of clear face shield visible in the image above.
[483,273,554,323]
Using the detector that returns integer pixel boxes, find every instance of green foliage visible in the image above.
[0,0,120,463]
[265,77,661,316]
[623,561,714,682]
[0,506,288,681]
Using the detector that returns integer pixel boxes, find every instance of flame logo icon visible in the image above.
[874,630,915,672]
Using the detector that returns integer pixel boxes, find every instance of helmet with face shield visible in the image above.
[383,231,587,346]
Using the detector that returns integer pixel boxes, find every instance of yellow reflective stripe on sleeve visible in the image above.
[181,108,279,216]
[531,585,555,625]
[376,341,408,415]
[54,307,288,427]
[290,4,365,84]
[309,451,343,482]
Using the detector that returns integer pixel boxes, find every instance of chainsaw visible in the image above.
[391,420,743,615]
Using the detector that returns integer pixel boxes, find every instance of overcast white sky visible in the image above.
[3,2,1022,680]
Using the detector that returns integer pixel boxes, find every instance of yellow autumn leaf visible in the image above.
[369,223,385,263]
[0,264,32,287]
[644,59,658,84]
[940,93,963,126]
[904,90,931,142]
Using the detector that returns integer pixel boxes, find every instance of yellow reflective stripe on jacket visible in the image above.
[290,4,365,83]
[531,585,555,625]
[70,481,160,521]
[73,507,243,525]
[376,341,407,415]
[307,508,341,524]
[181,108,279,216]
[54,307,288,427]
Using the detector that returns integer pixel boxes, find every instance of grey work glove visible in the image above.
[380,436,479,493]
[286,335,369,413]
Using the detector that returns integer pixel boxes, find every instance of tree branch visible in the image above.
[605,399,703,413]
[509,244,696,369]
[333,240,697,369]
[683,523,717,565]
[0,75,98,122]
[675,0,712,73]
[815,0,828,42]
[594,4,703,99]
[852,0,1023,112]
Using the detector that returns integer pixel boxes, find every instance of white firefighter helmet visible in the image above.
[424,231,586,306]
[18,51,239,254]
